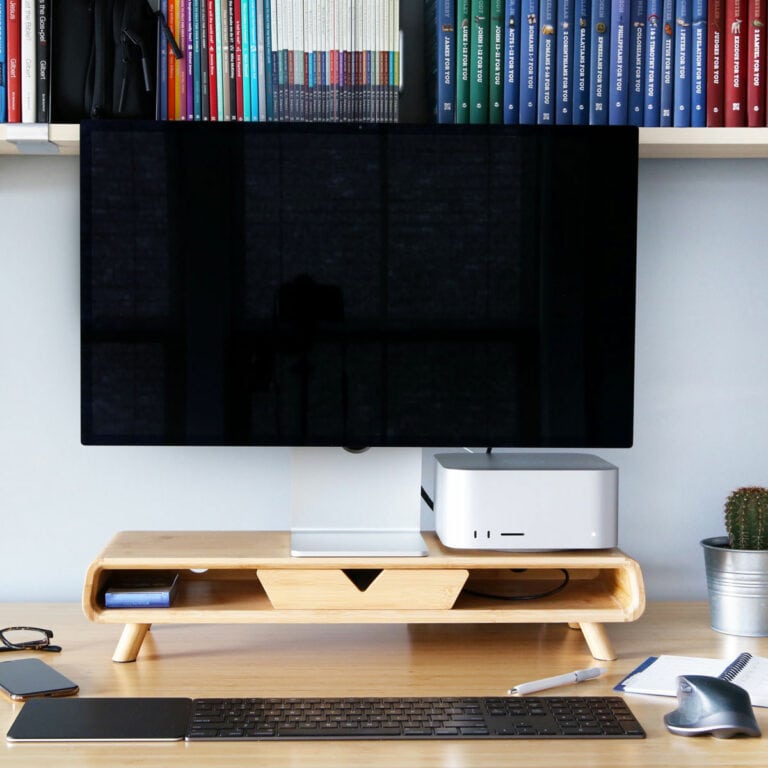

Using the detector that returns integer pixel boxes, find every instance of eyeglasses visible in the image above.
[0,627,62,653]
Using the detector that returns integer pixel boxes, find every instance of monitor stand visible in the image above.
[289,447,428,557]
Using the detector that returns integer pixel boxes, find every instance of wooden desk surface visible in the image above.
[2,602,768,767]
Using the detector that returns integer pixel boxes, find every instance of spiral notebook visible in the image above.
[615,652,768,707]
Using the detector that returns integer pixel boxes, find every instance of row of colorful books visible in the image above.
[157,0,400,123]
[0,1,50,124]
[0,1,400,124]
[432,0,767,127]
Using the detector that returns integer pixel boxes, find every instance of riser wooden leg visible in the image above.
[578,622,616,661]
[113,623,151,663]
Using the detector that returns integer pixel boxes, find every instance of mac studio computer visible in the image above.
[79,121,638,556]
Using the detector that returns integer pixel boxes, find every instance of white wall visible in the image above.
[2,155,768,602]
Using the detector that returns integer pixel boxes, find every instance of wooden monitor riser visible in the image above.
[83,531,646,662]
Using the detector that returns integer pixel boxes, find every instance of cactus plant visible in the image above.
[725,487,768,550]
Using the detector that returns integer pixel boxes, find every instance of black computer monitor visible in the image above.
[80,121,637,555]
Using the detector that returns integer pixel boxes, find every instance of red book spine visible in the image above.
[234,0,243,120]
[331,47,339,122]
[747,0,766,124]
[207,0,218,119]
[724,0,747,125]
[7,0,21,122]
[707,0,725,124]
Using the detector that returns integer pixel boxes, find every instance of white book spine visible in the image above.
[21,0,35,123]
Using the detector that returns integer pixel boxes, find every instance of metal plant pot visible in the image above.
[701,536,768,636]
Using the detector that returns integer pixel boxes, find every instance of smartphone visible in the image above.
[0,659,79,702]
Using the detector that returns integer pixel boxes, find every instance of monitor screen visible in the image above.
[80,121,638,448]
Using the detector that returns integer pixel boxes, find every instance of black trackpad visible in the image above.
[6,697,191,741]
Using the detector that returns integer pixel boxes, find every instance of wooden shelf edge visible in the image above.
[4,125,768,158]
[87,605,642,625]
[89,531,643,571]
[639,127,768,158]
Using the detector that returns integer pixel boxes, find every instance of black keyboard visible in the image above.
[187,696,645,740]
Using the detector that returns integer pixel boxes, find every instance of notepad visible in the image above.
[615,653,768,707]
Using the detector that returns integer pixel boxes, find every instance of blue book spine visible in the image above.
[572,0,591,123]
[456,0,471,122]
[627,0,646,124]
[263,0,273,120]
[249,0,259,121]
[537,0,558,122]
[437,0,456,123]
[0,0,6,122]
[490,0,505,121]
[589,0,611,123]
[660,0,674,124]
[691,0,706,125]
[503,0,521,122]
[673,0,691,125]
[241,0,251,120]
[609,0,629,122]
[192,0,202,119]
[643,0,661,123]
[556,0,575,122]
[519,0,539,123]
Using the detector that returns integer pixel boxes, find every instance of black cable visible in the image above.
[462,569,570,601]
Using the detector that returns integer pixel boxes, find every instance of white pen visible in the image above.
[508,667,606,695]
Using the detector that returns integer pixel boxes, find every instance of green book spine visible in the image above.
[456,0,471,122]
[488,0,505,122]
[469,0,489,123]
